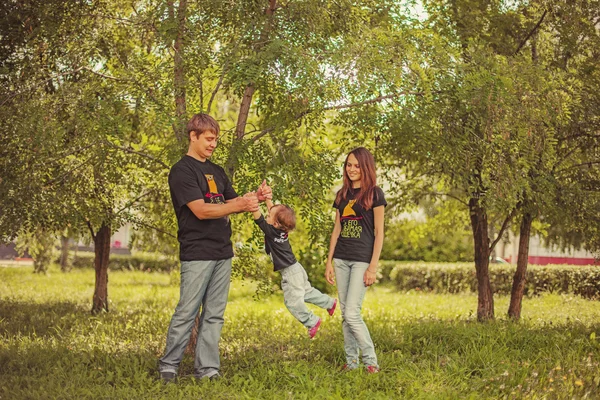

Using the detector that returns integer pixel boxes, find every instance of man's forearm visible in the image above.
[189,200,241,220]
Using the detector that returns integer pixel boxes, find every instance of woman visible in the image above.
[325,147,386,373]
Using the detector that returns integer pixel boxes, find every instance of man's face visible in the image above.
[191,130,218,161]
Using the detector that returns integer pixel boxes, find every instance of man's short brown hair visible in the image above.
[273,204,296,232]
[187,113,220,141]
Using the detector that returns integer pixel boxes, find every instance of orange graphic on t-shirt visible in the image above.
[205,175,218,194]
[342,200,357,217]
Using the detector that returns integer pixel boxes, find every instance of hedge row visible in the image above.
[384,261,600,299]
[71,252,178,273]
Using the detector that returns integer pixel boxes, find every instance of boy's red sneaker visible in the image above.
[327,299,337,316]
[366,365,380,374]
[341,364,357,372]
[308,318,322,339]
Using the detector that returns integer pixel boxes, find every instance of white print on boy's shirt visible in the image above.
[274,232,288,243]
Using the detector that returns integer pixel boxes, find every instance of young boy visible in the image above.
[252,193,337,338]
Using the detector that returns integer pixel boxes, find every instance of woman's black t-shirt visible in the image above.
[168,156,238,261]
[333,187,387,263]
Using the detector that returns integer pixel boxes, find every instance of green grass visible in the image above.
[1,265,600,399]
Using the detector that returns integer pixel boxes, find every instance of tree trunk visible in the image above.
[171,0,188,142]
[225,0,277,178]
[225,84,256,178]
[469,197,494,321]
[60,235,71,272]
[185,314,200,355]
[508,212,533,320]
[188,0,278,352]
[91,223,111,314]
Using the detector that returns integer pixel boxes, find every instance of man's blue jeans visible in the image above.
[158,259,232,378]
[280,262,335,328]
[334,258,378,368]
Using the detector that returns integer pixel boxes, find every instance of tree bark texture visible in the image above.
[173,0,187,142]
[91,223,111,314]
[185,314,200,355]
[60,235,71,272]
[469,197,495,321]
[508,212,533,320]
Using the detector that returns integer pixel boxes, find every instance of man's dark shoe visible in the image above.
[194,371,221,382]
[159,371,177,383]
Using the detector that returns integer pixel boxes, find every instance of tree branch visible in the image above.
[45,155,97,187]
[82,67,127,82]
[130,216,177,239]
[514,10,548,55]
[489,208,517,252]
[558,132,600,144]
[115,189,157,215]
[0,67,85,107]
[103,140,170,169]
[86,221,96,242]
[430,191,469,207]
[323,91,428,111]
[207,38,243,113]
[249,91,429,142]
[556,160,600,174]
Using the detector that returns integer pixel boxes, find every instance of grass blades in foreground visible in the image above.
[1,265,600,399]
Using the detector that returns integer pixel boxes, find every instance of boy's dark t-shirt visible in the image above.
[254,215,297,271]
[333,187,387,263]
[168,155,238,261]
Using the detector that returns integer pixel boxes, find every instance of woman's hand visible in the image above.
[325,260,336,285]
[363,265,377,287]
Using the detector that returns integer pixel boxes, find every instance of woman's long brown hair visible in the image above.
[335,147,378,210]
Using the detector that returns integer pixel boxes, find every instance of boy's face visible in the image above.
[190,130,218,161]
[266,206,280,228]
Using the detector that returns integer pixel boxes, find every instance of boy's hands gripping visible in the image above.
[256,180,272,201]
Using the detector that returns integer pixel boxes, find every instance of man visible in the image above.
[158,113,270,382]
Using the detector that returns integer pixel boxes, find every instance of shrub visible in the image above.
[71,252,178,273]
[388,262,600,299]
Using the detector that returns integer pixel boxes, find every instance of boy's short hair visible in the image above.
[273,205,296,232]
[187,113,220,141]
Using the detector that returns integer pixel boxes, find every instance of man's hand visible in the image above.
[256,179,272,202]
[239,192,260,213]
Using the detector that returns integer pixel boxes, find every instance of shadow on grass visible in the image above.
[0,299,88,337]
[2,306,600,399]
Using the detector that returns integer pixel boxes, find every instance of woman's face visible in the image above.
[345,153,361,185]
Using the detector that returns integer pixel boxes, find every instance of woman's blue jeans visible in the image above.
[334,258,378,368]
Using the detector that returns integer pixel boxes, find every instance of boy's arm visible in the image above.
[252,207,263,220]
[265,199,274,212]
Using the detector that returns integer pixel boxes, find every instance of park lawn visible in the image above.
[1,265,600,399]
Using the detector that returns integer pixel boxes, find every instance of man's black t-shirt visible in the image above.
[254,215,297,271]
[169,156,238,261]
[333,187,387,264]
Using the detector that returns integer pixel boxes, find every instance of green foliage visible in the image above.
[381,200,474,263]
[388,262,600,299]
[15,230,59,274]
[2,266,600,398]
